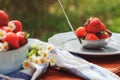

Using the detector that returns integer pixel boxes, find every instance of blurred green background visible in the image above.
[0,0,120,41]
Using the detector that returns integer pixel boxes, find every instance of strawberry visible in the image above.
[8,20,22,33]
[85,17,106,33]
[99,31,110,39]
[2,32,20,49]
[0,26,4,29]
[101,22,106,31]
[85,33,99,40]
[75,27,87,38]
[0,29,7,40]
[16,31,27,46]
[0,10,9,26]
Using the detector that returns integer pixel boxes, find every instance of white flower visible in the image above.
[23,43,56,68]
[2,42,9,51]
[0,29,6,40]
[41,51,49,58]
[32,56,40,64]
[28,54,36,61]
[46,44,54,52]
[38,50,42,55]
[23,59,32,69]
[38,57,48,64]
[0,42,9,52]
[8,21,16,31]
[38,45,46,51]
[49,57,55,66]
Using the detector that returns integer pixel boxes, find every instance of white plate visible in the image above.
[48,32,120,56]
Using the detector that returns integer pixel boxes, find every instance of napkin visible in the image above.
[29,39,120,80]
[0,63,48,80]
[0,38,120,80]
[49,49,120,80]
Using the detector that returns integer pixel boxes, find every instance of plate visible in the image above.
[48,32,120,56]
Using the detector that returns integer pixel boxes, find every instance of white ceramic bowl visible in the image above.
[81,37,111,49]
[81,33,112,49]
[0,42,29,74]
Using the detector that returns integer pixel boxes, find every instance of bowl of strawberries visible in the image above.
[0,10,29,74]
[76,17,112,49]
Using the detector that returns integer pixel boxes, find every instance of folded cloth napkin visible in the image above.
[0,63,48,80]
[0,64,48,80]
[0,39,120,80]
[49,49,120,80]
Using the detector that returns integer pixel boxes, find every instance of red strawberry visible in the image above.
[99,31,110,39]
[85,17,106,33]
[0,26,4,29]
[16,31,27,46]
[0,10,9,26]
[85,33,99,40]
[101,22,106,31]
[8,20,22,33]
[2,32,20,49]
[75,27,87,38]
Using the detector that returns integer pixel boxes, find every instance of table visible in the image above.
[41,54,120,80]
